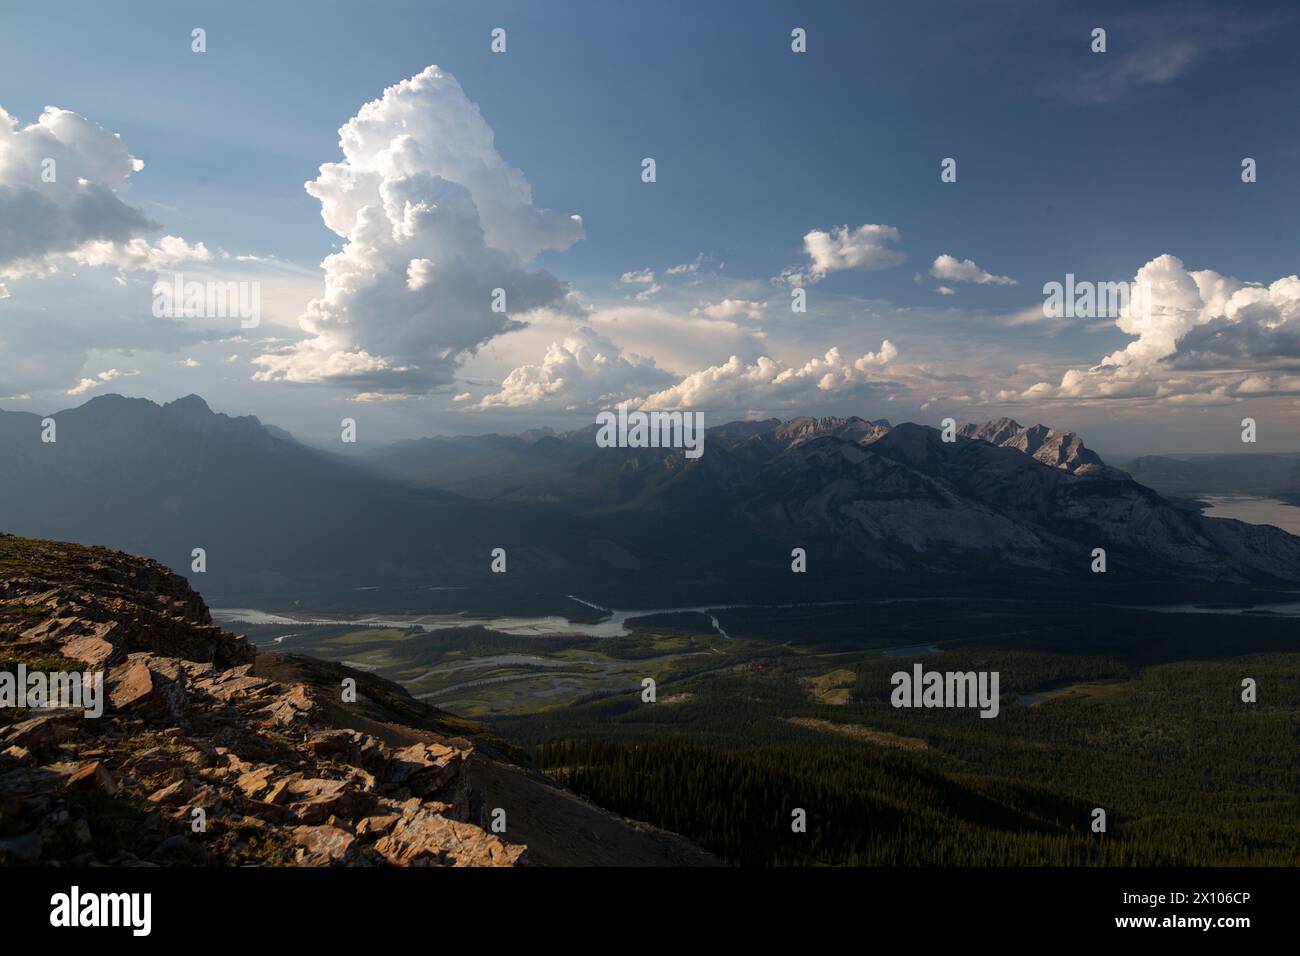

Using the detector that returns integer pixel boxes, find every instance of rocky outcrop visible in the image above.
[768,416,893,448]
[957,418,1118,477]
[0,535,714,866]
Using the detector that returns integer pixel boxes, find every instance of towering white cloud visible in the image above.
[253,65,583,392]
[1035,255,1300,403]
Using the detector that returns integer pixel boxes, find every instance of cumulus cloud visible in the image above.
[692,298,766,321]
[66,367,136,395]
[930,254,1017,287]
[779,224,905,285]
[1166,276,1300,366]
[475,327,672,410]
[666,254,706,276]
[0,105,209,278]
[352,391,413,403]
[1032,254,1300,403]
[582,304,767,374]
[641,342,898,411]
[617,269,662,301]
[0,101,224,399]
[70,235,212,272]
[252,65,582,393]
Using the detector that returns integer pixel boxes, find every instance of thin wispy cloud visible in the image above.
[1052,4,1286,105]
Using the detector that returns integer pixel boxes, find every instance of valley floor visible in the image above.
[229,597,1300,865]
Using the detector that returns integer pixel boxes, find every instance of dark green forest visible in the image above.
[507,602,1300,866]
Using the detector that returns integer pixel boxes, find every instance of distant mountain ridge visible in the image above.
[1122,452,1300,499]
[357,410,1300,587]
[0,394,537,603]
[3,395,1300,604]
[361,413,1095,488]
[957,417,1116,477]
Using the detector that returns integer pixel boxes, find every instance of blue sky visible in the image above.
[2,0,1299,453]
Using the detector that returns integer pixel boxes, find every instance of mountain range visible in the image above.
[3,395,1299,607]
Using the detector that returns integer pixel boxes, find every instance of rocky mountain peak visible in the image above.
[958,418,1111,476]
[772,415,892,447]
[164,393,214,415]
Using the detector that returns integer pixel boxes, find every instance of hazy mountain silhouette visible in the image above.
[4,397,1300,609]
[0,395,574,605]
[1122,452,1300,499]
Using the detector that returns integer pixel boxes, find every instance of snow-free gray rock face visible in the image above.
[359,409,1300,585]
[749,432,1059,574]
[595,417,1300,585]
[957,418,1117,476]
[858,424,1300,582]
[767,416,893,448]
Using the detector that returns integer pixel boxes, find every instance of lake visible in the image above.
[213,598,742,639]
[1199,495,1300,535]
[211,598,855,640]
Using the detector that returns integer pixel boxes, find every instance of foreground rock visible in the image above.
[0,535,715,867]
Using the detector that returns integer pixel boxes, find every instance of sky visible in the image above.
[1,0,1298,455]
